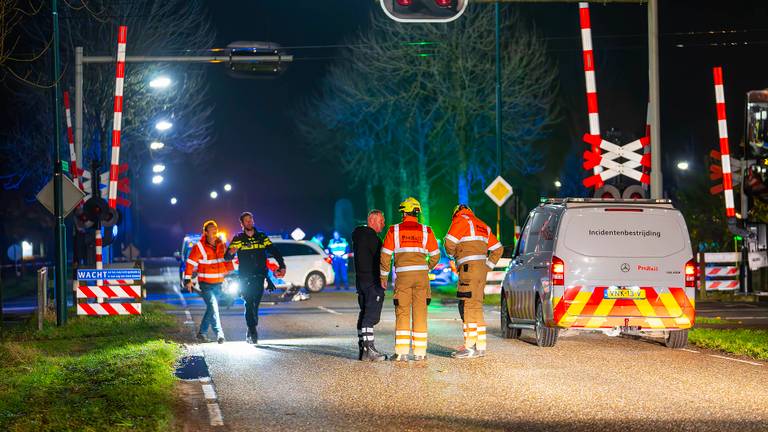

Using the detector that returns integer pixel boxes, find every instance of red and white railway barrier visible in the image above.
[705,280,739,291]
[712,66,736,218]
[108,25,127,209]
[63,91,81,191]
[77,284,141,299]
[579,2,601,174]
[77,303,142,316]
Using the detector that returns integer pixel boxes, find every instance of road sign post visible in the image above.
[484,176,514,241]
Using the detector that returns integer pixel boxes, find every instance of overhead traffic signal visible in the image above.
[382,0,468,22]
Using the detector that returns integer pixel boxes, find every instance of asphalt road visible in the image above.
[141,261,768,432]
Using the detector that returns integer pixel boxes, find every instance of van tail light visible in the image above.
[435,0,452,7]
[396,0,412,6]
[685,259,696,288]
[551,256,565,286]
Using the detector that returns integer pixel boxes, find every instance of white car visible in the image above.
[269,238,335,292]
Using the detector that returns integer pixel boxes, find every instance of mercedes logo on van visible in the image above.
[620,263,630,273]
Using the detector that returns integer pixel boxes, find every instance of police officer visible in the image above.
[225,212,286,344]
[444,205,503,358]
[381,198,440,361]
[327,231,350,290]
[352,209,387,361]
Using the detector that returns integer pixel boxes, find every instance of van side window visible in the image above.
[523,211,547,255]
[536,212,561,253]
[515,214,533,256]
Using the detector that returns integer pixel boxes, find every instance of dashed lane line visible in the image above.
[318,306,343,315]
[708,354,764,367]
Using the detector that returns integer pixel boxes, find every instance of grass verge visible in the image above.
[689,327,768,361]
[0,302,182,432]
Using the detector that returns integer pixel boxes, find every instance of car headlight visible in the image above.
[224,280,240,295]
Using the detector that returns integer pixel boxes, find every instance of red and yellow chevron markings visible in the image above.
[552,286,694,330]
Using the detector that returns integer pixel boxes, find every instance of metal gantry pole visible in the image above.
[495,2,503,241]
[75,47,84,173]
[51,0,67,326]
[648,0,663,198]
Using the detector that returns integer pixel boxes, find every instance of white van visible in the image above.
[501,198,696,348]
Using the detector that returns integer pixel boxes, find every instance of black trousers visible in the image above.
[241,274,266,330]
[357,282,385,331]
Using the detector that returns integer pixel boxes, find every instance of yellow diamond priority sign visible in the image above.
[484,176,513,207]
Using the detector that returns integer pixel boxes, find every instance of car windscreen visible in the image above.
[560,208,687,258]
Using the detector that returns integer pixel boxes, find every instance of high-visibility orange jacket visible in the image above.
[380,215,441,283]
[444,208,503,269]
[184,237,234,284]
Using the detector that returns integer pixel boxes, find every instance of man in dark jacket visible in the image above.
[352,209,387,361]
[226,212,286,344]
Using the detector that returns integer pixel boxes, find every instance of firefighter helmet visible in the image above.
[452,204,471,217]
[399,197,422,214]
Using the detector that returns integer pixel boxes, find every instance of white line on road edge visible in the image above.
[185,310,192,320]
[708,354,764,366]
[202,383,217,401]
[678,348,700,353]
[207,403,224,427]
[318,306,342,315]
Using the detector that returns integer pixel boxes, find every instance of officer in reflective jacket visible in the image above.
[327,231,350,290]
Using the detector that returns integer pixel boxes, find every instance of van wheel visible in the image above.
[305,272,326,293]
[534,299,558,347]
[500,290,521,339]
[664,329,688,349]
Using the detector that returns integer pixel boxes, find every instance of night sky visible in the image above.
[4,0,768,256]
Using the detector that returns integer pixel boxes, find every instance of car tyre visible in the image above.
[500,290,521,339]
[305,271,326,293]
[534,299,558,348]
[664,329,688,349]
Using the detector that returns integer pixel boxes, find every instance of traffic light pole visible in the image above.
[51,0,68,326]
[495,2,503,241]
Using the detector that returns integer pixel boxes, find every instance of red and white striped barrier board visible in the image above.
[713,66,736,218]
[705,266,738,277]
[63,91,81,191]
[77,303,142,316]
[77,285,141,299]
[705,280,739,291]
[108,25,127,210]
[579,2,601,174]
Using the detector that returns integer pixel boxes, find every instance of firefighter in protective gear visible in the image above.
[444,205,503,358]
[380,197,441,361]
[184,220,235,344]
[327,231,350,290]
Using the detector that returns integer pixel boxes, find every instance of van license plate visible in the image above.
[604,288,646,300]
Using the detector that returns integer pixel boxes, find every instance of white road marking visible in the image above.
[185,310,192,320]
[202,383,217,401]
[678,348,700,353]
[708,354,764,366]
[318,306,342,315]
[199,376,211,384]
[184,320,195,325]
[207,402,224,426]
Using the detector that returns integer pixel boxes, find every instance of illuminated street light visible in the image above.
[210,191,218,199]
[152,163,166,173]
[150,141,165,150]
[152,175,164,184]
[224,183,232,192]
[170,197,178,205]
[677,161,689,171]
[554,180,562,188]
[149,76,172,89]
[155,120,173,131]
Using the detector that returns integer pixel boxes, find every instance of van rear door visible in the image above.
[552,204,694,330]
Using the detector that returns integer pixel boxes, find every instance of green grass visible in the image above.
[0,302,182,432]
[694,316,741,325]
[689,327,768,361]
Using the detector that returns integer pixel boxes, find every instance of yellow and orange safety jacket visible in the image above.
[444,208,503,269]
[380,215,441,284]
[184,237,234,284]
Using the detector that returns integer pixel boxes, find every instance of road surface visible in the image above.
[142,260,768,432]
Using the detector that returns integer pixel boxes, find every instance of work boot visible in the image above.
[451,346,478,359]
[246,327,258,345]
[476,350,486,357]
[361,342,387,362]
[412,354,427,362]
[389,354,410,362]
[217,334,226,344]
[358,340,364,361]
[196,333,210,343]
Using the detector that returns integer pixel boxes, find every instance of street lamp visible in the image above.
[170,197,178,205]
[676,161,689,171]
[224,183,232,192]
[152,175,164,184]
[155,120,173,131]
[554,180,562,188]
[149,76,172,89]
[150,141,165,150]
[210,191,218,199]
[152,163,166,173]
